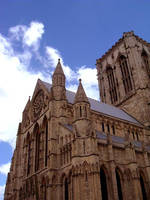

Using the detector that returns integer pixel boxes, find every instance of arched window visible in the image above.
[132,131,135,140]
[40,177,47,200]
[43,117,48,167]
[100,167,108,200]
[107,124,110,133]
[115,168,123,200]
[119,55,132,94]
[112,125,115,135]
[27,134,31,175]
[80,106,82,117]
[140,173,147,200]
[65,178,69,200]
[34,124,40,171]
[136,132,139,141]
[102,122,105,132]
[142,51,150,76]
[107,67,118,103]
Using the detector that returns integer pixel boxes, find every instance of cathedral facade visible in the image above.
[4,32,150,200]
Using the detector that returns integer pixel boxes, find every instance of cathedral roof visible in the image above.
[74,79,89,104]
[41,80,141,126]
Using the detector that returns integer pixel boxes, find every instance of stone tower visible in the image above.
[96,31,150,127]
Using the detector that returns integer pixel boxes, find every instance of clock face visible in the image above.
[33,90,44,119]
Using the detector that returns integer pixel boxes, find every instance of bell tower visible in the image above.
[96,31,150,127]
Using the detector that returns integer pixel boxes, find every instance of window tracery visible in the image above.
[43,117,48,167]
[106,67,118,103]
[141,51,150,77]
[27,137,31,175]
[119,55,133,94]
[34,124,41,172]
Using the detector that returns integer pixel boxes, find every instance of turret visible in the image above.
[73,79,91,137]
[51,59,66,100]
[74,79,90,121]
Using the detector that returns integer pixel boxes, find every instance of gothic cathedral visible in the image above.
[4,32,150,200]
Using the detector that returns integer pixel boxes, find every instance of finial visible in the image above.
[79,78,82,83]
[29,96,30,100]
[58,58,60,62]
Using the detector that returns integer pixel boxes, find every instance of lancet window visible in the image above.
[119,55,133,94]
[115,168,123,200]
[106,67,118,103]
[41,177,47,200]
[139,172,147,200]
[60,143,72,166]
[102,122,105,132]
[65,178,69,200]
[27,135,31,176]
[43,117,48,167]
[141,51,150,76]
[107,124,110,133]
[112,125,115,135]
[34,124,41,171]
[100,167,108,200]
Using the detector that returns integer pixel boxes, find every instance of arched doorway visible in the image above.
[140,174,147,200]
[100,167,108,200]
[115,168,123,200]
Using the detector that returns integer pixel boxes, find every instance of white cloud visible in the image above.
[76,66,99,100]
[0,185,5,200]
[9,25,27,41]
[0,163,10,176]
[23,22,44,50]
[0,25,48,148]
[9,21,44,51]
[46,46,61,67]
[77,66,98,87]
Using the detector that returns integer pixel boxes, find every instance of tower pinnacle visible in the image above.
[53,58,65,76]
[74,79,89,104]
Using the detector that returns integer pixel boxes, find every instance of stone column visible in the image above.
[132,170,143,200]
[143,144,150,197]
[94,172,102,200]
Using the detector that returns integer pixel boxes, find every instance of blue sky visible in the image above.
[0,0,150,199]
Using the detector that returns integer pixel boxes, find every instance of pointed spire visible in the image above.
[74,79,89,104]
[53,58,65,76]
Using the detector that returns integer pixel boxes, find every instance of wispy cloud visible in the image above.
[9,21,44,51]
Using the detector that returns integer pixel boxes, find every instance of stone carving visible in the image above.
[23,111,30,128]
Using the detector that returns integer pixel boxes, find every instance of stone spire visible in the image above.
[51,59,66,100]
[52,59,65,88]
[53,58,65,76]
[74,79,89,104]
